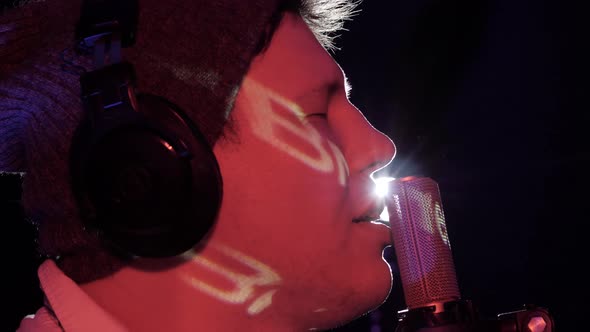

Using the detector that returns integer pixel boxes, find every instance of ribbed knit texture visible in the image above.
[0,0,281,282]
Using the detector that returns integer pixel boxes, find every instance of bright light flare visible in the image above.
[374,177,395,198]
[379,206,390,222]
[374,177,395,223]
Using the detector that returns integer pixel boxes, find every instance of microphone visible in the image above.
[385,176,554,332]
[387,176,460,310]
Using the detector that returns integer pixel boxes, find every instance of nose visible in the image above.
[330,100,396,176]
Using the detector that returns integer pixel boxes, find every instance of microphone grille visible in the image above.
[387,176,460,309]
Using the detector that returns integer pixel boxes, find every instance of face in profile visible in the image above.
[207,12,397,328]
[78,11,397,332]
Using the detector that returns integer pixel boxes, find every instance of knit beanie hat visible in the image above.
[0,0,282,282]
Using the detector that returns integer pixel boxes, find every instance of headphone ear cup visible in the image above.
[71,93,222,258]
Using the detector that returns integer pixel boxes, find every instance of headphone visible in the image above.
[69,0,222,259]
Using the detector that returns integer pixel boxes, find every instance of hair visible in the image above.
[262,0,360,53]
[0,0,360,283]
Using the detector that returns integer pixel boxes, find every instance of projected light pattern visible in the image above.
[181,244,282,315]
[241,77,349,186]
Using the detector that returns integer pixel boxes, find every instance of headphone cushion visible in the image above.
[70,94,222,258]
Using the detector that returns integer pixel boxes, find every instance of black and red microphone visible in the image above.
[383,176,554,332]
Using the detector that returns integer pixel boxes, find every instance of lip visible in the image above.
[353,218,393,247]
[352,198,386,223]
[369,219,389,226]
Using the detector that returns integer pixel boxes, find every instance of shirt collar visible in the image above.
[38,259,128,332]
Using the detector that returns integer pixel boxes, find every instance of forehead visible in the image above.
[246,12,345,98]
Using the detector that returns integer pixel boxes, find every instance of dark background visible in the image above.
[3,0,587,330]
[332,0,586,331]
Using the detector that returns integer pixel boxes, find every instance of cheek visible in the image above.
[216,140,347,225]
[213,146,354,278]
[213,136,353,257]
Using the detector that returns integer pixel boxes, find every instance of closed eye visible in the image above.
[306,113,328,118]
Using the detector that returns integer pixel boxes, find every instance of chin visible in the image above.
[323,255,394,329]
[357,256,393,310]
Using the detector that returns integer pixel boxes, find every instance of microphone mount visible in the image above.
[395,300,554,332]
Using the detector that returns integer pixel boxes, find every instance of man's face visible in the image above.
[210,12,396,328]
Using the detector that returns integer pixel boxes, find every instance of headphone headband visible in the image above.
[70,0,223,258]
[76,0,139,49]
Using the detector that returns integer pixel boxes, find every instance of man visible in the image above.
[1,0,396,330]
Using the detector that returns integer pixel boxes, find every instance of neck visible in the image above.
[80,244,309,332]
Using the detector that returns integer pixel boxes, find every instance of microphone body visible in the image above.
[385,176,554,332]
[387,176,460,310]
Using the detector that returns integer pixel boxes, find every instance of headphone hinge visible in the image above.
[77,25,122,70]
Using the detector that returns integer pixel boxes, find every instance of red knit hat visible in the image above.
[0,0,282,282]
